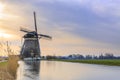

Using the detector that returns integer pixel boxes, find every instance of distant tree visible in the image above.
[99,54,104,59]
[41,56,45,59]
[46,55,53,60]
[86,55,92,59]
[93,55,98,59]
[68,55,72,58]
[104,53,114,59]
[77,54,84,59]
[46,55,57,60]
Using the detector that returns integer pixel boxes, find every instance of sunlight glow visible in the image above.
[0,31,12,38]
[0,2,4,19]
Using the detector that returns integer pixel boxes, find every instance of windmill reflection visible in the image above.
[16,61,41,80]
[24,61,40,74]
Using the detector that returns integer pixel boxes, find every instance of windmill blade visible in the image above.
[38,34,52,39]
[34,11,38,33]
[20,27,32,33]
[38,37,51,40]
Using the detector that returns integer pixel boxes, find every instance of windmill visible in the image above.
[20,12,52,59]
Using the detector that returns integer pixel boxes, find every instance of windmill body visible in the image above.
[20,12,52,59]
[21,32,40,58]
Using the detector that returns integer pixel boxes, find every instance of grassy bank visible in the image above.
[0,61,7,67]
[0,61,13,80]
[7,55,19,79]
[51,59,120,66]
[0,55,19,80]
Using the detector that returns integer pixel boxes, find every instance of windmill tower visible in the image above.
[20,12,52,59]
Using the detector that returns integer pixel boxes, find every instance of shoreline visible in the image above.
[48,59,120,66]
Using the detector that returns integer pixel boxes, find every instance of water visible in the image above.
[16,61,120,80]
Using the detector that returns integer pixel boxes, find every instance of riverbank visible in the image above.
[0,61,8,68]
[0,55,19,80]
[0,61,14,80]
[50,59,120,66]
[0,61,7,65]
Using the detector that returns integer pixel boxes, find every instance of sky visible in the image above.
[0,0,120,56]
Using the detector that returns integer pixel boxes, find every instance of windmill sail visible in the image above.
[20,27,32,33]
[34,12,38,33]
[38,34,52,39]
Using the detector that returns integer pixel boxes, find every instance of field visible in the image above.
[52,59,120,66]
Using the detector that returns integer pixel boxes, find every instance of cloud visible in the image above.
[0,0,120,56]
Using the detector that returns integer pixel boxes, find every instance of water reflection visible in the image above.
[17,61,120,80]
[17,61,40,80]
[25,61,40,74]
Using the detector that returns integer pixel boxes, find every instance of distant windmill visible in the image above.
[20,12,52,59]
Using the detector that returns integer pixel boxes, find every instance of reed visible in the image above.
[0,62,14,80]
[0,41,19,80]
[7,55,19,79]
[0,55,19,80]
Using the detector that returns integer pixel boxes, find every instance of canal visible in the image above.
[16,61,120,80]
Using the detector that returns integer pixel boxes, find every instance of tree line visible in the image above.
[42,53,120,60]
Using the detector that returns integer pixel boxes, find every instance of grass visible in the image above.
[51,59,120,66]
[0,61,8,71]
[0,55,19,80]
[0,61,13,80]
[0,62,7,67]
